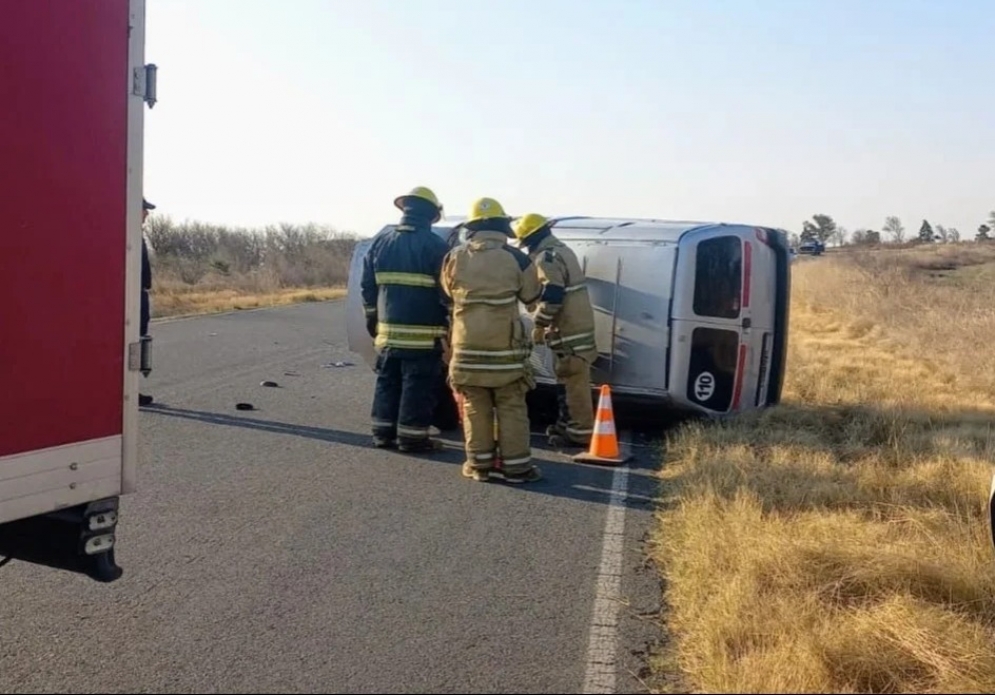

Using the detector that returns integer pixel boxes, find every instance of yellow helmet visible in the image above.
[512,212,549,241]
[394,186,443,223]
[465,197,509,224]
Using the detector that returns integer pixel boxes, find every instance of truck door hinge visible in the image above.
[128,336,153,377]
[132,63,158,109]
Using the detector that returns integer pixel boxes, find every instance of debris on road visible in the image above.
[260,380,280,388]
[321,361,354,369]
[283,370,301,377]
[235,402,256,411]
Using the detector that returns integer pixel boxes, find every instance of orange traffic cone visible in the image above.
[572,384,630,466]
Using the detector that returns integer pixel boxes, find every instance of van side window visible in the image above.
[694,236,742,319]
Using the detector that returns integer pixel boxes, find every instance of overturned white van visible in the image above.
[346,216,792,420]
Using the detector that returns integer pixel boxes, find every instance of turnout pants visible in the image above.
[371,351,441,448]
[456,380,532,476]
[552,353,594,446]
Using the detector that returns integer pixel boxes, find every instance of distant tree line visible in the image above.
[144,215,360,288]
[794,209,995,248]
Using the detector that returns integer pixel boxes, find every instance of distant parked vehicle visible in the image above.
[797,240,824,256]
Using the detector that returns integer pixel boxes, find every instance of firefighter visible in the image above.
[512,213,598,448]
[441,197,544,483]
[139,198,155,407]
[361,186,451,453]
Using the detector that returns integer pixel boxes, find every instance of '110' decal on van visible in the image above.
[686,326,738,412]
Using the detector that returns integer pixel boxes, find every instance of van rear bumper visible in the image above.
[764,229,792,406]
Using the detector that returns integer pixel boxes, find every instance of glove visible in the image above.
[366,315,377,338]
[531,324,547,345]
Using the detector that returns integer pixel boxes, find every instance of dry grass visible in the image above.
[153,285,345,319]
[819,242,995,396]
[146,216,358,319]
[651,243,995,693]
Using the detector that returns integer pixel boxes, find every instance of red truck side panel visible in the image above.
[0,1,130,458]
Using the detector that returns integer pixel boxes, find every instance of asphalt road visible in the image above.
[0,301,666,695]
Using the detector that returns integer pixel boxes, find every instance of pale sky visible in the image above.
[143,0,995,240]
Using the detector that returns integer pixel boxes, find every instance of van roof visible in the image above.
[431,215,754,244]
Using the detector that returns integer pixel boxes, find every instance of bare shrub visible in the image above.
[145,216,360,316]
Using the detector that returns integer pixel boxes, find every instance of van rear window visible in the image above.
[685,326,739,412]
[694,236,742,319]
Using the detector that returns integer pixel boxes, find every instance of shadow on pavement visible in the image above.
[143,403,667,512]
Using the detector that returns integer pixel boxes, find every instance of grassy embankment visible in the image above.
[145,216,358,318]
[652,243,995,693]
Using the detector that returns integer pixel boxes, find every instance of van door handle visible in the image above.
[742,317,752,329]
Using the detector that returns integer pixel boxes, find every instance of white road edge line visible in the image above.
[581,432,632,694]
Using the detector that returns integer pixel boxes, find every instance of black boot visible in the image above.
[398,437,445,454]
